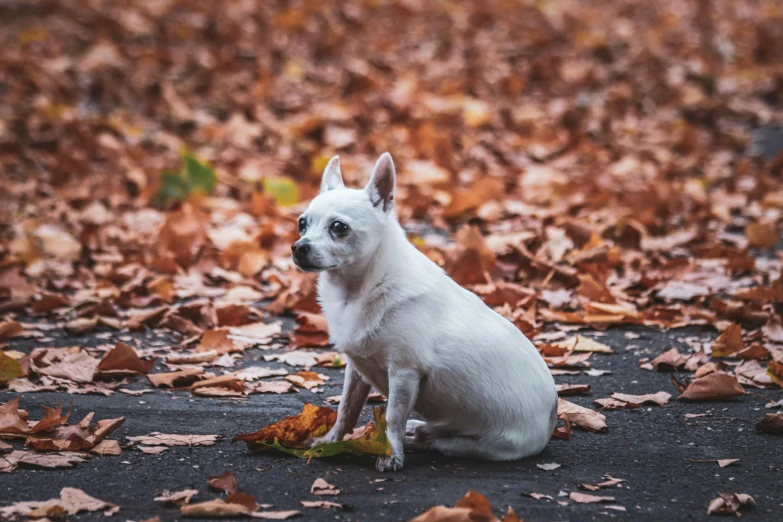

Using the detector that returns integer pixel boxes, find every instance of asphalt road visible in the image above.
[2,322,781,522]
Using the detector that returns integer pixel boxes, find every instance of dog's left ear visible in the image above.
[366,152,396,212]
[320,156,345,193]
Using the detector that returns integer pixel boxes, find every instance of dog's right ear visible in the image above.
[320,156,345,193]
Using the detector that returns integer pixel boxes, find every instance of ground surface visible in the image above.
[2,322,782,522]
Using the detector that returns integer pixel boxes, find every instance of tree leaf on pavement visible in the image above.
[154,489,199,506]
[208,471,239,495]
[676,372,746,401]
[706,493,754,516]
[0,351,25,383]
[311,478,339,496]
[756,412,783,434]
[127,433,219,446]
[557,399,608,433]
[0,487,117,518]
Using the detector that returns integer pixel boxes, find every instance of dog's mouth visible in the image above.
[292,257,334,272]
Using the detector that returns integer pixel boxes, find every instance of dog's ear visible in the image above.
[366,152,396,212]
[320,156,345,193]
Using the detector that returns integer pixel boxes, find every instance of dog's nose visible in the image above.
[292,241,311,257]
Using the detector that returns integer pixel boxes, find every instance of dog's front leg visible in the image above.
[310,363,371,446]
[376,368,420,472]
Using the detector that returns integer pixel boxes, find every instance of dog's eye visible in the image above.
[298,217,307,235]
[329,220,349,237]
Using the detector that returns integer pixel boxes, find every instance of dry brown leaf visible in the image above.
[300,500,343,510]
[252,381,296,394]
[569,492,616,503]
[35,351,99,383]
[154,489,199,506]
[91,439,122,456]
[251,511,301,520]
[181,499,250,518]
[311,478,340,495]
[0,397,31,434]
[557,398,608,433]
[554,335,613,353]
[745,222,778,249]
[97,341,155,376]
[0,487,116,518]
[578,476,625,491]
[556,383,592,396]
[286,371,326,390]
[0,450,89,473]
[707,493,755,516]
[148,368,205,388]
[676,372,745,401]
[127,433,219,446]
[756,412,783,434]
[200,330,241,354]
[609,391,671,406]
[208,471,239,494]
[711,324,744,358]
[0,320,23,341]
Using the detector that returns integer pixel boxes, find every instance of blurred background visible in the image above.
[0,0,781,325]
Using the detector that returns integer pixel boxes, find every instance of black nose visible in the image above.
[292,241,311,256]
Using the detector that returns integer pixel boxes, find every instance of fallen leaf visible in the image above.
[127,433,219,446]
[250,510,301,520]
[148,368,205,388]
[558,399,608,432]
[555,335,613,353]
[711,324,744,358]
[707,493,755,516]
[285,371,326,390]
[676,372,745,401]
[537,463,561,471]
[745,222,778,248]
[181,499,250,517]
[0,450,89,473]
[0,487,116,517]
[154,489,199,506]
[252,381,296,394]
[568,492,616,503]
[0,320,23,341]
[300,500,343,509]
[200,330,240,354]
[556,383,592,396]
[311,478,339,496]
[97,341,155,376]
[756,412,783,434]
[208,471,239,494]
[91,440,122,456]
[609,391,671,406]
[578,476,625,491]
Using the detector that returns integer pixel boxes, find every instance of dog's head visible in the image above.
[292,153,396,272]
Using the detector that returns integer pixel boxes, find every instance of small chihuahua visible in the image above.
[292,153,557,471]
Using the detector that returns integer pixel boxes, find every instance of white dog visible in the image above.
[292,153,557,471]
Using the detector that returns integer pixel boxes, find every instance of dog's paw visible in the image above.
[376,454,404,472]
[307,431,340,448]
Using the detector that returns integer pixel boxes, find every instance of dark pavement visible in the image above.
[2,322,782,521]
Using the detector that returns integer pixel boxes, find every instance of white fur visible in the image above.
[295,153,557,471]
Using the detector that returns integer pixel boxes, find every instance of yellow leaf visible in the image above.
[263,177,299,207]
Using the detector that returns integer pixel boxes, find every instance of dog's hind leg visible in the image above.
[428,431,543,461]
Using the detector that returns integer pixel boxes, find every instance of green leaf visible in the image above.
[0,351,24,383]
[254,406,390,462]
[183,152,216,195]
[263,177,299,207]
[156,171,191,204]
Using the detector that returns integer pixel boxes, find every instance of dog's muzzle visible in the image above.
[292,240,318,270]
